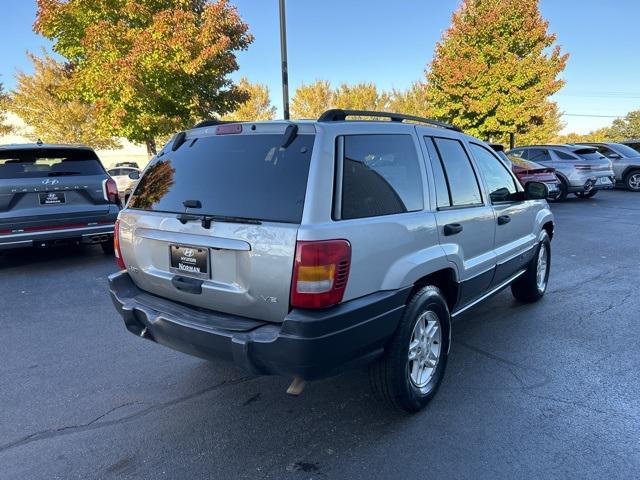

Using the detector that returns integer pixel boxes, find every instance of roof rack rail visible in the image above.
[317,109,462,132]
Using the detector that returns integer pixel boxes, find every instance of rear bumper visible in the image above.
[108,271,410,380]
[0,224,114,250]
[567,174,615,192]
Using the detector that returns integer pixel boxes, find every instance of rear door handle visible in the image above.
[443,223,463,236]
[171,275,203,294]
[497,215,511,225]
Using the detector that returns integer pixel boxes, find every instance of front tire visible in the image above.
[511,233,551,303]
[368,286,450,413]
[625,170,640,192]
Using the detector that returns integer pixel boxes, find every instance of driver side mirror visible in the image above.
[525,181,548,200]
[608,153,621,160]
[128,171,140,180]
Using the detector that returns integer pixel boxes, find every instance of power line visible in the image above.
[556,90,640,98]
[561,113,624,118]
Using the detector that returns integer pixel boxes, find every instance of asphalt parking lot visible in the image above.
[1,189,638,479]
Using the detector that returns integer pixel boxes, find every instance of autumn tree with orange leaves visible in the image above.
[34,0,253,157]
[0,81,11,135]
[426,0,568,143]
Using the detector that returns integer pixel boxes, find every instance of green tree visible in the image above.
[425,0,568,140]
[334,82,389,112]
[222,78,276,122]
[35,0,253,157]
[0,80,11,136]
[11,53,118,148]
[608,110,640,141]
[388,81,429,118]
[290,80,334,119]
[513,102,564,145]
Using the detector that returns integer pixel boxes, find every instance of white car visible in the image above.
[107,167,140,197]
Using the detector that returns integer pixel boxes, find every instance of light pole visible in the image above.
[279,0,290,120]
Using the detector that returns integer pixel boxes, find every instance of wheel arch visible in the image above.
[409,268,459,313]
[622,166,640,180]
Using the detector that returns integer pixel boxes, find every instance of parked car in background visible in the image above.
[0,143,120,253]
[114,161,139,169]
[109,110,554,412]
[107,167,140,201]
[490,144,561,199]
[621,140,640,154]
[581,143,640,192]
[508,145,614,200]
[121,174,140,205]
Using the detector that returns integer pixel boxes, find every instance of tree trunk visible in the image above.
[145,138,157,159]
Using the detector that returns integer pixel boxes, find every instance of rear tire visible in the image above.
[575,190,597,199]
[625,170,640,192]
[553,178,568,201]
[511,233,551,303]
[368,286,450,413]
[101,240,114,255]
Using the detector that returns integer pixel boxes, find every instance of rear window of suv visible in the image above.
[128,133,315,223]
[0,148,104,179]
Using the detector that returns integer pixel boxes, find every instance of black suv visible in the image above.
[0,143,120,253]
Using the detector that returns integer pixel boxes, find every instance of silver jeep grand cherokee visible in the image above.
[109,110,554,412]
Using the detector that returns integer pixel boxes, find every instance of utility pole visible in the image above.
[279,0,290,120]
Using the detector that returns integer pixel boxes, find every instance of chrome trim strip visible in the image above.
[452,269,526,318]
[135,228,251,252]
[0,224,115,241]
[0,240,33,246]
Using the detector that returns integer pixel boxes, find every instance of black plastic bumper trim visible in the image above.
[108,271,411,380]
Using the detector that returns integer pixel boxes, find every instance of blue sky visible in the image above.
[1,0,639,134]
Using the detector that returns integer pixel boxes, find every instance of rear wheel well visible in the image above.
[410,268,459,312]
[542,221,554,240]
[623,166,640,178]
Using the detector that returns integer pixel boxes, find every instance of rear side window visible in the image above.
[129,134,315,223]
[423,137,451,209]
[0,148,104,179]
[528,149,552,163]
[431,138,483,207]
[339,134,423,220]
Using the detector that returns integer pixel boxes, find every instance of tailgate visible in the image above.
[118,124,316,323]
[119,210,298,323]
[0,176,111,229]
[0,147,112,229]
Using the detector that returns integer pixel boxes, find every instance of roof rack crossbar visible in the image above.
[317,109,462,132]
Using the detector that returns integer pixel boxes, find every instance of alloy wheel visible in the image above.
[408,311,442,388]
[536,243,549,292]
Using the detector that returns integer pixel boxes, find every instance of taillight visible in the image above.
[114,219,126,270]
[103,178,121,206]
[290,240,351,309]
[575,165,592,171]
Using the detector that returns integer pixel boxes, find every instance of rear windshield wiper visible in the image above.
[176,213,262,228]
